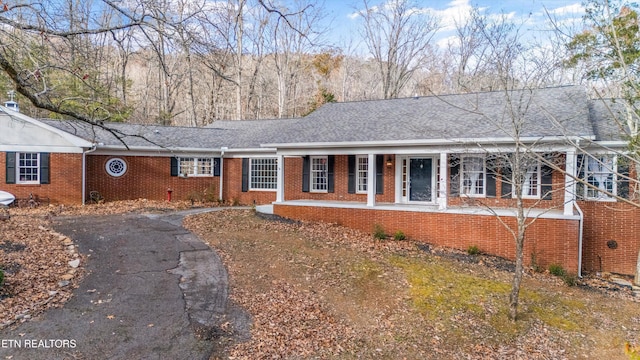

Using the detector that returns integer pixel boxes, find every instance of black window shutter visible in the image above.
[376,155,384,194]
[486,156,496,198]
[6,152,15,184]
[302,156,310,192]
[213,157,221,176]
[40,153,50,184]
[170,157,179,176]
[449,155,460,197]
[347,155,356,194]
[618,159,630,199]
[327,155,335,193]
[500,162,512,199]
[241,158,249,192]
[541,163,553,200]
[576,154,584,200]
[486,175,496,197]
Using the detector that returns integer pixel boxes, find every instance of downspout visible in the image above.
[82,144,98,205]
[574,201,584,278]
[219,147,227,201]
[573,138,583,278]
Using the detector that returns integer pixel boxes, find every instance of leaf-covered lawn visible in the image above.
[185,209,640,360]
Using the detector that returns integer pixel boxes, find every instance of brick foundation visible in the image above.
[579,201,640,275]
[274,204,580,274]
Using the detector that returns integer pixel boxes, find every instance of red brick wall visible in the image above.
[87,155,220,202]
[579,200,640,275]
[274,204,580,273]
[283,155,395,203]
[0,152,83,204]
[223,158,276,205]
[86,156,276,205]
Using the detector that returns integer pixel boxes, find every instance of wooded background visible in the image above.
[0,0,635,126]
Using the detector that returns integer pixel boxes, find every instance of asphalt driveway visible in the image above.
[0,209,249,360]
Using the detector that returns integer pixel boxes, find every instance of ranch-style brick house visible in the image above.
[1,85,638,277]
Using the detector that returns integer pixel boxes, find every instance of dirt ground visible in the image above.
[184,210,640,360]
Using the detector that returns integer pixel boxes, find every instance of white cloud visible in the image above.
[430,0,474,32]
[436,34,459,49]
[549,3,584,16]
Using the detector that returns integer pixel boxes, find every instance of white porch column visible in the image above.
[564,150,576,216]
[367,153,376,207]
[276,154,285,203]
[438,152,448,210]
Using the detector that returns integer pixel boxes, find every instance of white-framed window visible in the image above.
[583,155,616,200]
[17,152,39,184]
[356,155,368,193]
[518,163,541,199]
[179,158,215,177]
[311,156,328,192]
[250,158,277,190]
[460,155,485,197]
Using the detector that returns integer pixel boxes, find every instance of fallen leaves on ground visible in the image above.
[185,210,640,360]
[0,216,81,328]
[228,280,354,359]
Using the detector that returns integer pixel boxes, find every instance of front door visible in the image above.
[409,158,434,202]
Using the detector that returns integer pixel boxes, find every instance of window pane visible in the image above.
[311,157,328,191]
[179,158,195,175]
[198,158,212,175]
[585,155,615,199]
[18,153,39,183]
[357,156,368,192]
[461,156,484,196]
[522,165,539,197]
[250,158,278,190]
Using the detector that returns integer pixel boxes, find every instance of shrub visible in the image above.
[187,190,204,204]
[547,264,577,286]
[393,230,406,241]
[467,245,480,255]
[0,268,4,288]
[530,253,543,273]
[204,183,218,202]
[548,264,566,277]
[562,273,577,287]
[373,224,386,240]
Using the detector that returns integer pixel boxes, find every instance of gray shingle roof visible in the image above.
[588,98,633,141]
[42,117,301,150]
[41,86,622,151]
[278,85,594,145]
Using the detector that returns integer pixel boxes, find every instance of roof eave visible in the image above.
[262,135,596,149]
[92,144,275,155]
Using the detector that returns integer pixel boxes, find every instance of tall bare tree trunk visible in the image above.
[235,0,245,120]
[509,199,526,321]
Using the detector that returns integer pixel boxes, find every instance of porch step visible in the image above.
[255,204,274,215]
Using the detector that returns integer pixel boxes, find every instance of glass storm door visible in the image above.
[409,158,433,202]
